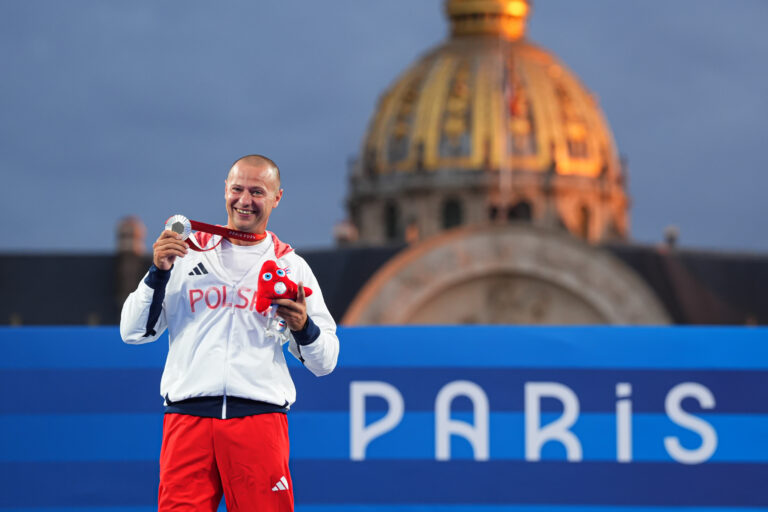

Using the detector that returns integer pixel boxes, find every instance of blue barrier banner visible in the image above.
[1,326,767,511]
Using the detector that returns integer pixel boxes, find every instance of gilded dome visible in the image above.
[347,0,629,245]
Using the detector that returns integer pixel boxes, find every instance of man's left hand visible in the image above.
[274,282,308,331]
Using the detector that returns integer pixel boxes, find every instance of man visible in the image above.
[120,155,339,511]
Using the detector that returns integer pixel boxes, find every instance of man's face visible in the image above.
[225,161,283,235]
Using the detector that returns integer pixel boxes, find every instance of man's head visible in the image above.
[225,155,283,238]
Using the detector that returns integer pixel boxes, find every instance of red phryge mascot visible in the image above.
[254,260,313,315]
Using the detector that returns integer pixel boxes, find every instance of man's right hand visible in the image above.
[152,230,189,271]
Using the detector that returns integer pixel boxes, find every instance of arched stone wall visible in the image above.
[342,225,670,325]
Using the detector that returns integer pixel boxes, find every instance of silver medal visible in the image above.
[164,214,191,240]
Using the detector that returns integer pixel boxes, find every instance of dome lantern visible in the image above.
[445,0,531,40]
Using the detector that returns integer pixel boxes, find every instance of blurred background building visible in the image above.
[2,0,766,326]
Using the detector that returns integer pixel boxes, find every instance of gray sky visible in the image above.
[1,1,766,253]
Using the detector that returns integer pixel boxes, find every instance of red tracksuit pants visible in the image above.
[159,413,293,511]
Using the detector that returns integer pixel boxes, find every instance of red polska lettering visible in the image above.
[189,289,203,313]
[189,286,263,314]
[235,287,251,309]
[205,287,222,309]
[222,286,233,308]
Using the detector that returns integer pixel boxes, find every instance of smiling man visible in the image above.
[120,155,339,512]
[226,155,283,235]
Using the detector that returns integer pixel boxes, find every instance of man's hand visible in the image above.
[274,282,308,331]
[152,230,188,271]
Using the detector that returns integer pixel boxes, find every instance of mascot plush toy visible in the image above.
[255,260,313,315]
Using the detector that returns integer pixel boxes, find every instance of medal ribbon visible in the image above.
[187,220,267,252]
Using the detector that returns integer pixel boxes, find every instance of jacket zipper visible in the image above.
[222,283,235,420]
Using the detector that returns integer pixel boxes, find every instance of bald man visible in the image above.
[121,155,339,512]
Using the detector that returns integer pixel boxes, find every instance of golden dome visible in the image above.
[349,0,629,244]
[362,13,620,178]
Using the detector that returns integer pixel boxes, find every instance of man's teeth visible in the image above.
[235,208,254,215]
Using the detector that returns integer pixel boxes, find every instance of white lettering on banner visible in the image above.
[525,382,583,462]
[435,381,489,461]
[616,382,633,463]
[350,381,404,461]
[347,380,719,464]
[664,382,718,464]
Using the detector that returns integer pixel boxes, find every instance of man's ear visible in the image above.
[273,188,284,208]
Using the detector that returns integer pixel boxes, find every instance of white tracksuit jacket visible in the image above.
[120,231,339,411]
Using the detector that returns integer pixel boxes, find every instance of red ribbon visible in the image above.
[187,219,268,252]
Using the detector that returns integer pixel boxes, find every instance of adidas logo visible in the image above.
[188,263,208,276]
[271,476,289,492]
